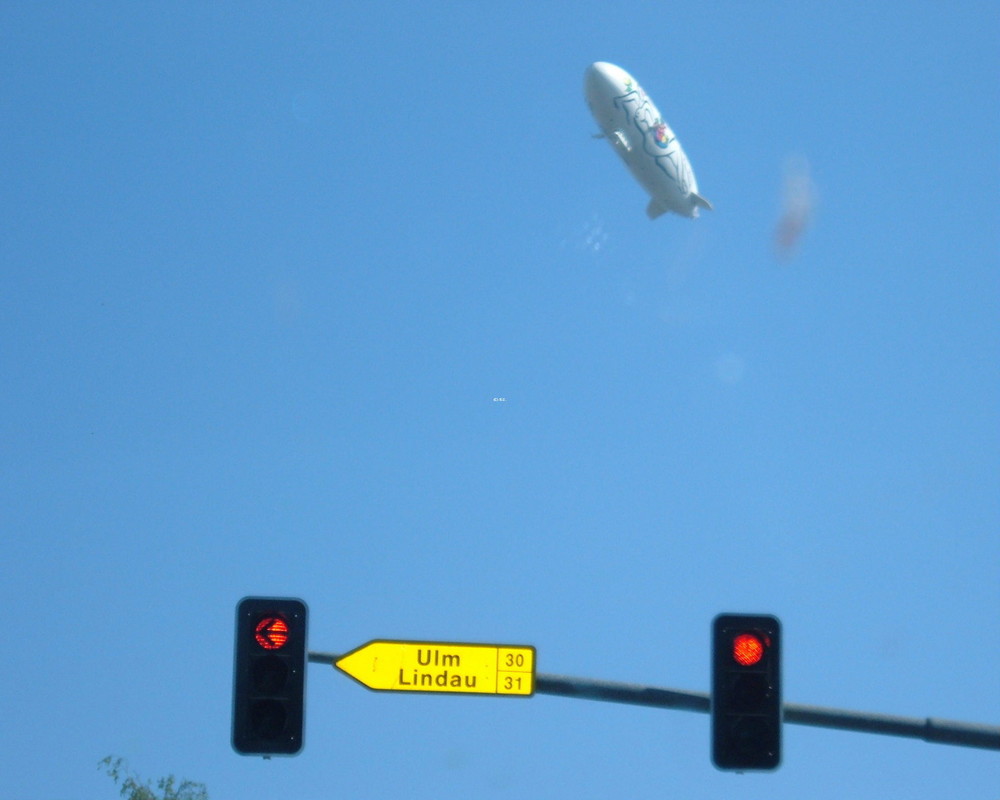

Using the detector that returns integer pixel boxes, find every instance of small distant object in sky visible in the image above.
[774,155,815,261]
[585,62,712,220]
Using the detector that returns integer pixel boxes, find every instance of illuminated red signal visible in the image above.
[732,633,766,667]
[255,616,290,650]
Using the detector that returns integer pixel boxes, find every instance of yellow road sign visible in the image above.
[335,640,535,696]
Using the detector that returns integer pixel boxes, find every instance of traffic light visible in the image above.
[232,597,307,756]
[711,613,781,770]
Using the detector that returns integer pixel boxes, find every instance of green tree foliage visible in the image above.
[99,757,208,800]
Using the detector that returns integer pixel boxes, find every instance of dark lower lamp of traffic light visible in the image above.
[732,633,767,667]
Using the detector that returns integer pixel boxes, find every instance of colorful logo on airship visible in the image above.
[653,123,672,149]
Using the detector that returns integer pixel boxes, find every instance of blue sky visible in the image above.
[2,2,998,797]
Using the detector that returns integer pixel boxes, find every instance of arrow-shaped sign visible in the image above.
[335,640,535,696]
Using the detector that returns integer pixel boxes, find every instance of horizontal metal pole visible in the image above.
[308,652,1000,751]
[534,672,710,713]
[782,703,1000,751]
[308,650,340,665]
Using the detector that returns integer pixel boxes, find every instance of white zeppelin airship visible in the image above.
[585,61,712,219]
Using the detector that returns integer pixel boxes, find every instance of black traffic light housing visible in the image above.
[232,597,308,756]
[711,613,781,771]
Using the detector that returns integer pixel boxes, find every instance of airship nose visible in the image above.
[584,62,631,105]
[584,62,616,106]
[584,62,612,91]
[587,61,616,78]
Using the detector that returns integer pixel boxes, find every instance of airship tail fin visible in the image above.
[646,198,669,220]
[691,192,714,212]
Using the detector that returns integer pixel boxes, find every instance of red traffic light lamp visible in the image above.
[731,632,766,667]
[255,616,290,650]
